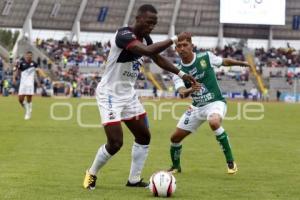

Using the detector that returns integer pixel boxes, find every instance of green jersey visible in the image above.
[173,52,225,107]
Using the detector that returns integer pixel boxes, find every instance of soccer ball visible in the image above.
[149,171,176,197]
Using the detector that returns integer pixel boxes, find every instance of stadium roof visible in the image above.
[0,0,300,40]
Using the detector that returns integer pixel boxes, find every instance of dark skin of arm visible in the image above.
[127,35,196,85]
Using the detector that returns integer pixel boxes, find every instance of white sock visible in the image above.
[89,145,112,176]
[23,101,27,109]
[28,102,32,113]
[171,142,182,147]
[128,142,149,184]
[214,127,225,136]
[23,101,28,113]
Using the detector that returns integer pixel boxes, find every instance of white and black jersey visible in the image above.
[97,27,153,100]
[17,59,38,95]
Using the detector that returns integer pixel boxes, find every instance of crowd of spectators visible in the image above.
[36,38,110,68]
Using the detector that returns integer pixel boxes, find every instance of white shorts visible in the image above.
[18,84,34,95]
[177,101,227,133]
[96,93,146,126]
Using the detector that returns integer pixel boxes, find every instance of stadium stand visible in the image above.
[1,0,300,100]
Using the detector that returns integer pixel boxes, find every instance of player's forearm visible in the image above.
[143,40,174,56]
[223,58,248,66]
[179,87,193,98]
[151,54,180,75]
[12,71,18,82]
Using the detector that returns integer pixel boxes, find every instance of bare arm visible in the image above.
[36,68,47,78]
[150,54,179,74]
[151,54,196,85]
[222,58,250,67]
[128,32,191,56]
[128,40,173,56]
[12,68,20,85]
[178,87,193,98]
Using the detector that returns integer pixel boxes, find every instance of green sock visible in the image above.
[170,144,182,168]
[216,132,234,162]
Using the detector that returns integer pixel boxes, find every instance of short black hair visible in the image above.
[26,51,33,54]
[137,4,157,15]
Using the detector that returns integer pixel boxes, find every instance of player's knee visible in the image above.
[18,97,24,104]
[170,134,182,143]
[107,140,123,155]
[208,117,221,130]
[135,132,151,145]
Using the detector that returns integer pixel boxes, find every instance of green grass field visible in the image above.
[1,96,300,200]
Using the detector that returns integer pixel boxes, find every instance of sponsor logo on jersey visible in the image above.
[189,67,197,75]
[195,71,205,80]
[200,59,207,69]
[108,111,116,120]
[121,30,132,35]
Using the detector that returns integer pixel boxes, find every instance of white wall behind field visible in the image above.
[29,29,300,50]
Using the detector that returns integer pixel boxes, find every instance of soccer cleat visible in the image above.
[126,178,149,188]
[167,166,181,174]
[83,170,97,190]
[227,161,238,174]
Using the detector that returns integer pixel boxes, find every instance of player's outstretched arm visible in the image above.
[128,32,192,56]
[150,54,196,85]
[178,87,192,98]
[36,68,47,78]
[222,58,250,67]
[12,66,19,85]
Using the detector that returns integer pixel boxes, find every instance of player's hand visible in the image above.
[177,32,192,41]
[241,61,250,67]
[191,82,201,92]
[182,74,196,85]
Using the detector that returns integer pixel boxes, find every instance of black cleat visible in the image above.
[126,178,149,188]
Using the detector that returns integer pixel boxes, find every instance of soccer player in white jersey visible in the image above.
[13,51,44,120]
[83,4,196,190]
[168,36,249,175]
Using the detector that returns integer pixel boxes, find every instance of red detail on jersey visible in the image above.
[122,112,147,121]
[125,39,140,50]
[103,121,121,126]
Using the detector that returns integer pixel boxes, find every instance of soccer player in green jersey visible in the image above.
[168,36,249,174]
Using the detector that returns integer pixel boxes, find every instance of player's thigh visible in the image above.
[18,95,25,102]
[205,101,227,121]
[124,115,150,145]
[96,94,123,126]
[177,106,206,133]
[26,95,33,102]
[122,96,150,144]
[104,123,124,145]
[121,96,146,121]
